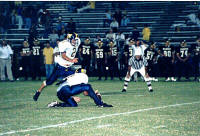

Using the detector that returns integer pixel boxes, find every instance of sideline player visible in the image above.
[45,72,112,107]
[121,50,153,92]
[33,33,81,101]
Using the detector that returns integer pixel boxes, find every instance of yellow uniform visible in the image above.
[43,47,54,64]
[142,27,151,41]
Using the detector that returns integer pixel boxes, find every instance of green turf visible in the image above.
[0,79,200,136]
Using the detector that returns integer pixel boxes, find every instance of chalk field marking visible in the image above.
[0,101,200,136]
[96,124,112,128]
[153,125,166,129]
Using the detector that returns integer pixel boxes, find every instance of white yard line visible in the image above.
[0,101,199,136]
[96,124,112,128]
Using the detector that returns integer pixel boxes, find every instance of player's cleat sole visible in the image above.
[98,103,113,107]
[122,89,126,92]
[149,89,153,92]
[47,101,60,108]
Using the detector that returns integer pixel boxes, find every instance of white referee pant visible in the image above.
[126,66,148,81]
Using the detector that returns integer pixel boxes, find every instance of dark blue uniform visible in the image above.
[46,64,75,85]
[158,45,175,78]
[93,44,108,80]
[144,47,158,78]
[57,84,103,107]
[191,43,200,80]
[80,42,93,76]
[176,45,191,80]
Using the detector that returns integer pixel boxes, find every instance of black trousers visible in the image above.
[31,57,42,80]
[21,57,31,80]
[161,58,175,78]
[193,57,199,79]
[108,58,121,79]
[177,60,191,79]
[96,59,106,79]
[147,62,159,78]
[81,57,91,76]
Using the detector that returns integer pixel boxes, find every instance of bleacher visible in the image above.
[0,1,199,47]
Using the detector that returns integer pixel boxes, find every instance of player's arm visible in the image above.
[176,52,183,61]
[183,52,190,62]
[61,52,78,63]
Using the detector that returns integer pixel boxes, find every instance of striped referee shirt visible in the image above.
[128,56,148,69]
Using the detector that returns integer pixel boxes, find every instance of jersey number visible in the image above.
[146,51,153,60]
[71,48,76,57]
[164,50,171,57]
[112,49,117,56]
[33,48,40,55]
[129,49,133,57]
[83,48,90,55]
[96,51,103,58]
[180,50,188,57]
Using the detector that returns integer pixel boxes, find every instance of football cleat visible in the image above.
[98,103,113,107]
[122,89,126,92]
[165,77,170,82]
[171,77,176,82]
[154,78,158,82]
[149,89,154,92]
[47,101,60,108]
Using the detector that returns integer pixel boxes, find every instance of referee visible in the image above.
[121,50,153,92]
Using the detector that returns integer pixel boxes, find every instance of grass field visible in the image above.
[0,78,200,136]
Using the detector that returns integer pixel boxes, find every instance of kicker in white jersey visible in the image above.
[57,37,81,68]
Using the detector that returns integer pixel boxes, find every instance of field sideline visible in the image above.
[0,79,200,136]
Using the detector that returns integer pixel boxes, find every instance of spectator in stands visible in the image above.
[103,10,112,27]
[28,24,38,45]
[56,17,66,36]
[20,40,32,80]
[43,41,54,79]
[77,1,95,13]
[110,18,119,33]
[67,1,77,13]
[23,7,32,29]
[106,29,116,43]
[94,35,103,43]
[49,29,59,48]
[16,6,23,29]
[131,26,140,41]
[113,9,122,26]
[67,18,76,33]
[16,12,23,29]
[116,31,125,49]
[59,28,66,41]
[121,15,130,27]
[53,40,60,66]
[142,24,151,42]
[0,40,14,81]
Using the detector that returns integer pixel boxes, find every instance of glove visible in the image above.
[33,91,41,101]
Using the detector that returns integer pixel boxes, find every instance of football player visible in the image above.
[121,39,135,76]
[191,37,200,81]
[79,37,93,76]
[36,72,113,107]
[20,40,32,80]
[107,41,121,80]
[144,41,159,81]
[33,33,81,101]
[31,38,43,80]
[176,40,192,81]
[93,39,108,80]
[158,39,176,81]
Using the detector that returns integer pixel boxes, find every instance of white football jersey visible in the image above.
[131,44,148,56]
[57,38,81,68]
[57,73,89,92]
